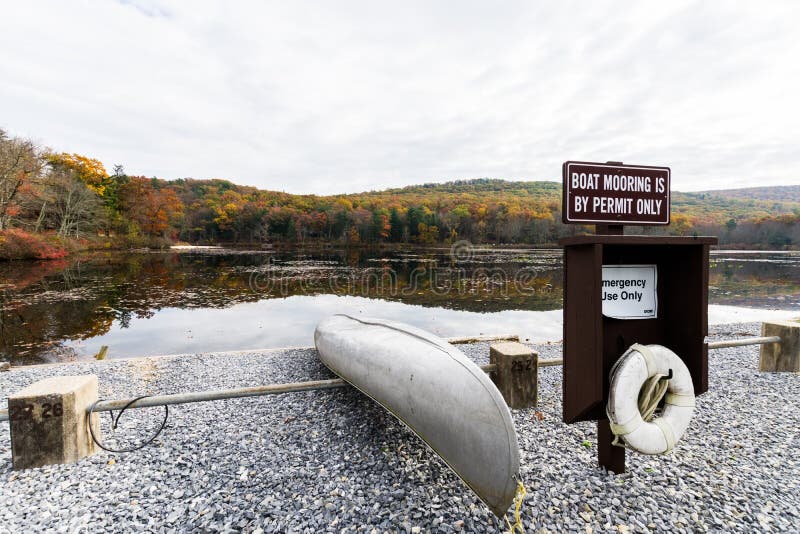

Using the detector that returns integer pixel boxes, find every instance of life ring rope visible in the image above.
[665,392,695,407]
[606,344,696,455]
[653,418,676,452]
[609,412,644,441]
[634,343,658,376]
[638,372,670,421]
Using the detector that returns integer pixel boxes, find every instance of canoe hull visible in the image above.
[314,314,520,517]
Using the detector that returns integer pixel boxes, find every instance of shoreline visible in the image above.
[5,306,797,371]
[3,240,799,262]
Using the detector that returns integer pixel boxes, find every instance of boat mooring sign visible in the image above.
[602,265,657,319]
[562,161,670,225]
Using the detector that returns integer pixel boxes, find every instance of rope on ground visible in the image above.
[88,396,169,453]
[505,476,526,534]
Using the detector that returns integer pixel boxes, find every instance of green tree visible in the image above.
[389,208,404,241]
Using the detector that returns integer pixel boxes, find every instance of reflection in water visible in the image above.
[64,294,566,360]
[708,252,800,309]
[0,247,798,364]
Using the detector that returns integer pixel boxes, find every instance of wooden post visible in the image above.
[595,224,624,235]
[489,342,538,408]
[759,321,800,372]
[9,375,100,469]
[598,419,625,473]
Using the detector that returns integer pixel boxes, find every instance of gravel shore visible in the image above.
[1,322,798,533]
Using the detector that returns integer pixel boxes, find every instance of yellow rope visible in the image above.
[505,478,526,534]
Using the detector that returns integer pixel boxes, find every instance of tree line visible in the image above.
[1,128,798,255]
[0,129,182,253]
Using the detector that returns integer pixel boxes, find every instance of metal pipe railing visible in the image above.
[538,358,563,367]
[0,335,783,422]
[89,363,499,414]
[706,336,781,350]
[92,378,350,412]
[0,363,498,421]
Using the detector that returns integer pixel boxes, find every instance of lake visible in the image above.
[2,245,799,364]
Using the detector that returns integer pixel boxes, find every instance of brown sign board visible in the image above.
[562,161,670,225]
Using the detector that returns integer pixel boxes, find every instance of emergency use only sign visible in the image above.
[602,265,657,319]
[562,161,670,225]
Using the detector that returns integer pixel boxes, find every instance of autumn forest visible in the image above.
[1,128,798,260]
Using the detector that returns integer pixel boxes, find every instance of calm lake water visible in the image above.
[2,246,799,364]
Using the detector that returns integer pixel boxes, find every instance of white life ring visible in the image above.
[606,344,695,455]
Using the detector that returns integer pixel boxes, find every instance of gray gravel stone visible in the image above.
[0,322,798,532]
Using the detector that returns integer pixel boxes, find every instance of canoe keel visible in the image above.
[314,315,521,518]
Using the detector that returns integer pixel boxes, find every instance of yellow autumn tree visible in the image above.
[47,153,110,196]
[669,213,694,236]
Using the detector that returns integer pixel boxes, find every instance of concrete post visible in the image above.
[9,375,100,470]
[489,342,538,409]
[760,321,800,372]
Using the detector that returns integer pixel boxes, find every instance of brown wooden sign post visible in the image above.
[558,161,717,473]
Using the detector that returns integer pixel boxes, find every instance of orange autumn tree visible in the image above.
[373,208,391,240]
[0,129,42,230]
[119,177,183,236]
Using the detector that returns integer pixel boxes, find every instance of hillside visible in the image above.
[2,122,798,253]
[162,177,798,247]
[363,179,799,221]
[672,190,799,221]
[384,178,562,197]
[696,185,800,203]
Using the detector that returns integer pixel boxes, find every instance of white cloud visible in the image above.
[1,1,799,194]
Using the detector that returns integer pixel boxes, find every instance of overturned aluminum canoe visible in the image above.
[314,315,520,517]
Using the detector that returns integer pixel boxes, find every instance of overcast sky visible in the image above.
[2,1,799,195]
